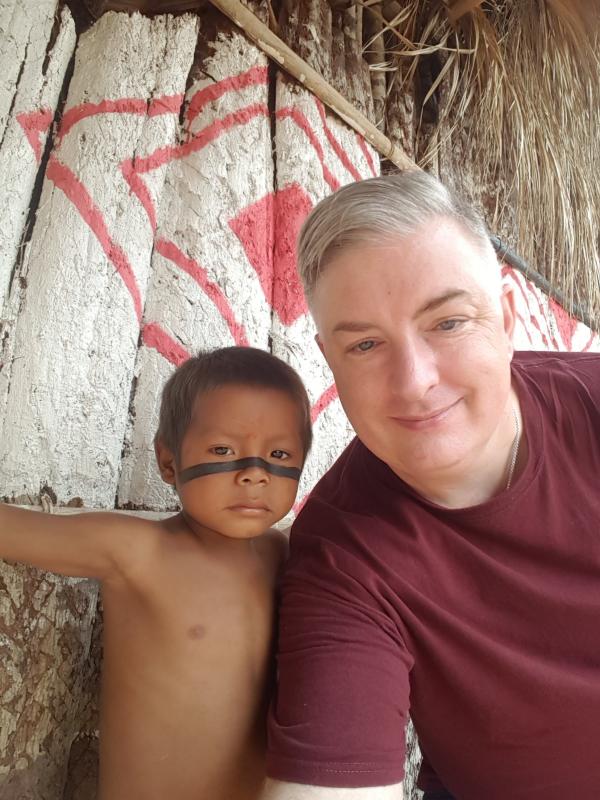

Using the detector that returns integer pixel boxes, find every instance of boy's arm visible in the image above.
[0,504,151,580]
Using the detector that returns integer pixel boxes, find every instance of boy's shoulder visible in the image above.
[262,525,290,553]
[253,526,290,576]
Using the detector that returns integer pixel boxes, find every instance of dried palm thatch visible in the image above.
[363,0,600,326]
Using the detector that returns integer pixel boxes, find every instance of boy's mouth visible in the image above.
[227,502,271,514]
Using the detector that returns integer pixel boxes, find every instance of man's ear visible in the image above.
[155,439,177,485]
[314,332,325,355]
[500,281,517,349]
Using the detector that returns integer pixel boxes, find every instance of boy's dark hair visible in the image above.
[155,346,312,461]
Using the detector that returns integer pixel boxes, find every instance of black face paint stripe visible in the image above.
[178,457,301,484]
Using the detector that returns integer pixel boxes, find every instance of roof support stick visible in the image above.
[205,0,415,170]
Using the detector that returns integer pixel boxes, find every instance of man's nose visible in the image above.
[236,464,270,485]
[389,337,439,401]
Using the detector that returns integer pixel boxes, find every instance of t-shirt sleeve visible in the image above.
[267,520,413,788]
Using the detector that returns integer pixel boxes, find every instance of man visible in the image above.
[263,172,600,800]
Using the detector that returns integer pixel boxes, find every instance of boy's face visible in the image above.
[157,384,304,540]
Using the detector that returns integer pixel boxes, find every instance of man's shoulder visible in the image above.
[307,437,371,506]
[291,438,396,549]
[513,349,600,392]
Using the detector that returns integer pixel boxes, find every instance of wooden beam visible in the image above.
[205,0,415,170]
[81,1,206,16]
[448,0,485,23]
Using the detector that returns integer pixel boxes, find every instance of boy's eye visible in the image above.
[270,449,290,460]
[211,446,234,456]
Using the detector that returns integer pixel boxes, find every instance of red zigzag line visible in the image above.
[276,106,340,192]
[142,321,190,366]
[154,238,249,347]
[123,103,270,230]
[504,265,559,349]
[185,65,268,127]
[47,156,143,322]
[16,108,54,163]
[531,282,561,350]
[311,383,338,423]
[356,133,377,177]
[582,331,597,352]
[58,95,184,140]
[315,99,363,182]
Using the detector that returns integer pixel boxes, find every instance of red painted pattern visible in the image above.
[356,132,377,177]
[46,156,143,322]
[276,106,340,192]
[154,238,249,347]
[525,278,560,350]
[142,321,190,367]
[16,108,54,163]
[315,99,363,182]
[58,94,183,140]
[123,103,270,229]
[582,330,597,352]
[549,297,577,351]
[272,184,312,325]
[229,192,274,306]
[185,65,268,128]
[310,383,338,424]
[121,159,158,232]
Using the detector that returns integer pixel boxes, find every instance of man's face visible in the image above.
[310,218,516,483]
[157,385,303,539]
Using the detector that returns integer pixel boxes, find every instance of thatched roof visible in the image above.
[374,0,600,325]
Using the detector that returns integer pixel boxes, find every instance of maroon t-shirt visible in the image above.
[267,351,600,799]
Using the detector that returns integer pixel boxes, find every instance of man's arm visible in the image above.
[0,504,152,580]
[262,780,403,799]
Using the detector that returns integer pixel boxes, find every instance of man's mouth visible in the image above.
[390,399,461,429]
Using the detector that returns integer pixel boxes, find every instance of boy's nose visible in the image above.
[236,465,270,485]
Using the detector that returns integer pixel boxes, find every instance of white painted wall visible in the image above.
[118,29,273,509]
[272,75,380,518]
[0,12,198,506]
[0,1,76,307]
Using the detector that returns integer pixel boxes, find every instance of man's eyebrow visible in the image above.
[332,320,376,334]
[331,290,477,334]
[416,289,475,316]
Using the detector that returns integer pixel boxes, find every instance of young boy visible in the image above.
[0,346,312,800]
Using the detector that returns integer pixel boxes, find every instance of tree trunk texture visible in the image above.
[0,567,98,799]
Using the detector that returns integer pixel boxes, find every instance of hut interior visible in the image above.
[0,1,599,799]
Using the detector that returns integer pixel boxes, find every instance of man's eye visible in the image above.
[354,340,376,353]
[211,446,234,456]
[270,449,290,460]
[437,318,464,332]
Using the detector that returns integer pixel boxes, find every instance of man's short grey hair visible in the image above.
[297,170,493,298]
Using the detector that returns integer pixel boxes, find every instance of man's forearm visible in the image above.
[262,779,404,800]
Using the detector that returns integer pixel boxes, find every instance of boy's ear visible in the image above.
[155,439,177,485]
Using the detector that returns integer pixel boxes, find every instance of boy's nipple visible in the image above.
[188,624,207,640]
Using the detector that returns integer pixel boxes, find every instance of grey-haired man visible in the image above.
[262,172,600,800]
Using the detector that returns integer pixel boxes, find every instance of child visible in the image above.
[0,346,312,800]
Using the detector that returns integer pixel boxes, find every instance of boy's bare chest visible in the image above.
[103,544,277,656]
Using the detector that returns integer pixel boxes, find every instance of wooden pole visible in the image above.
[205,0,416,170]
